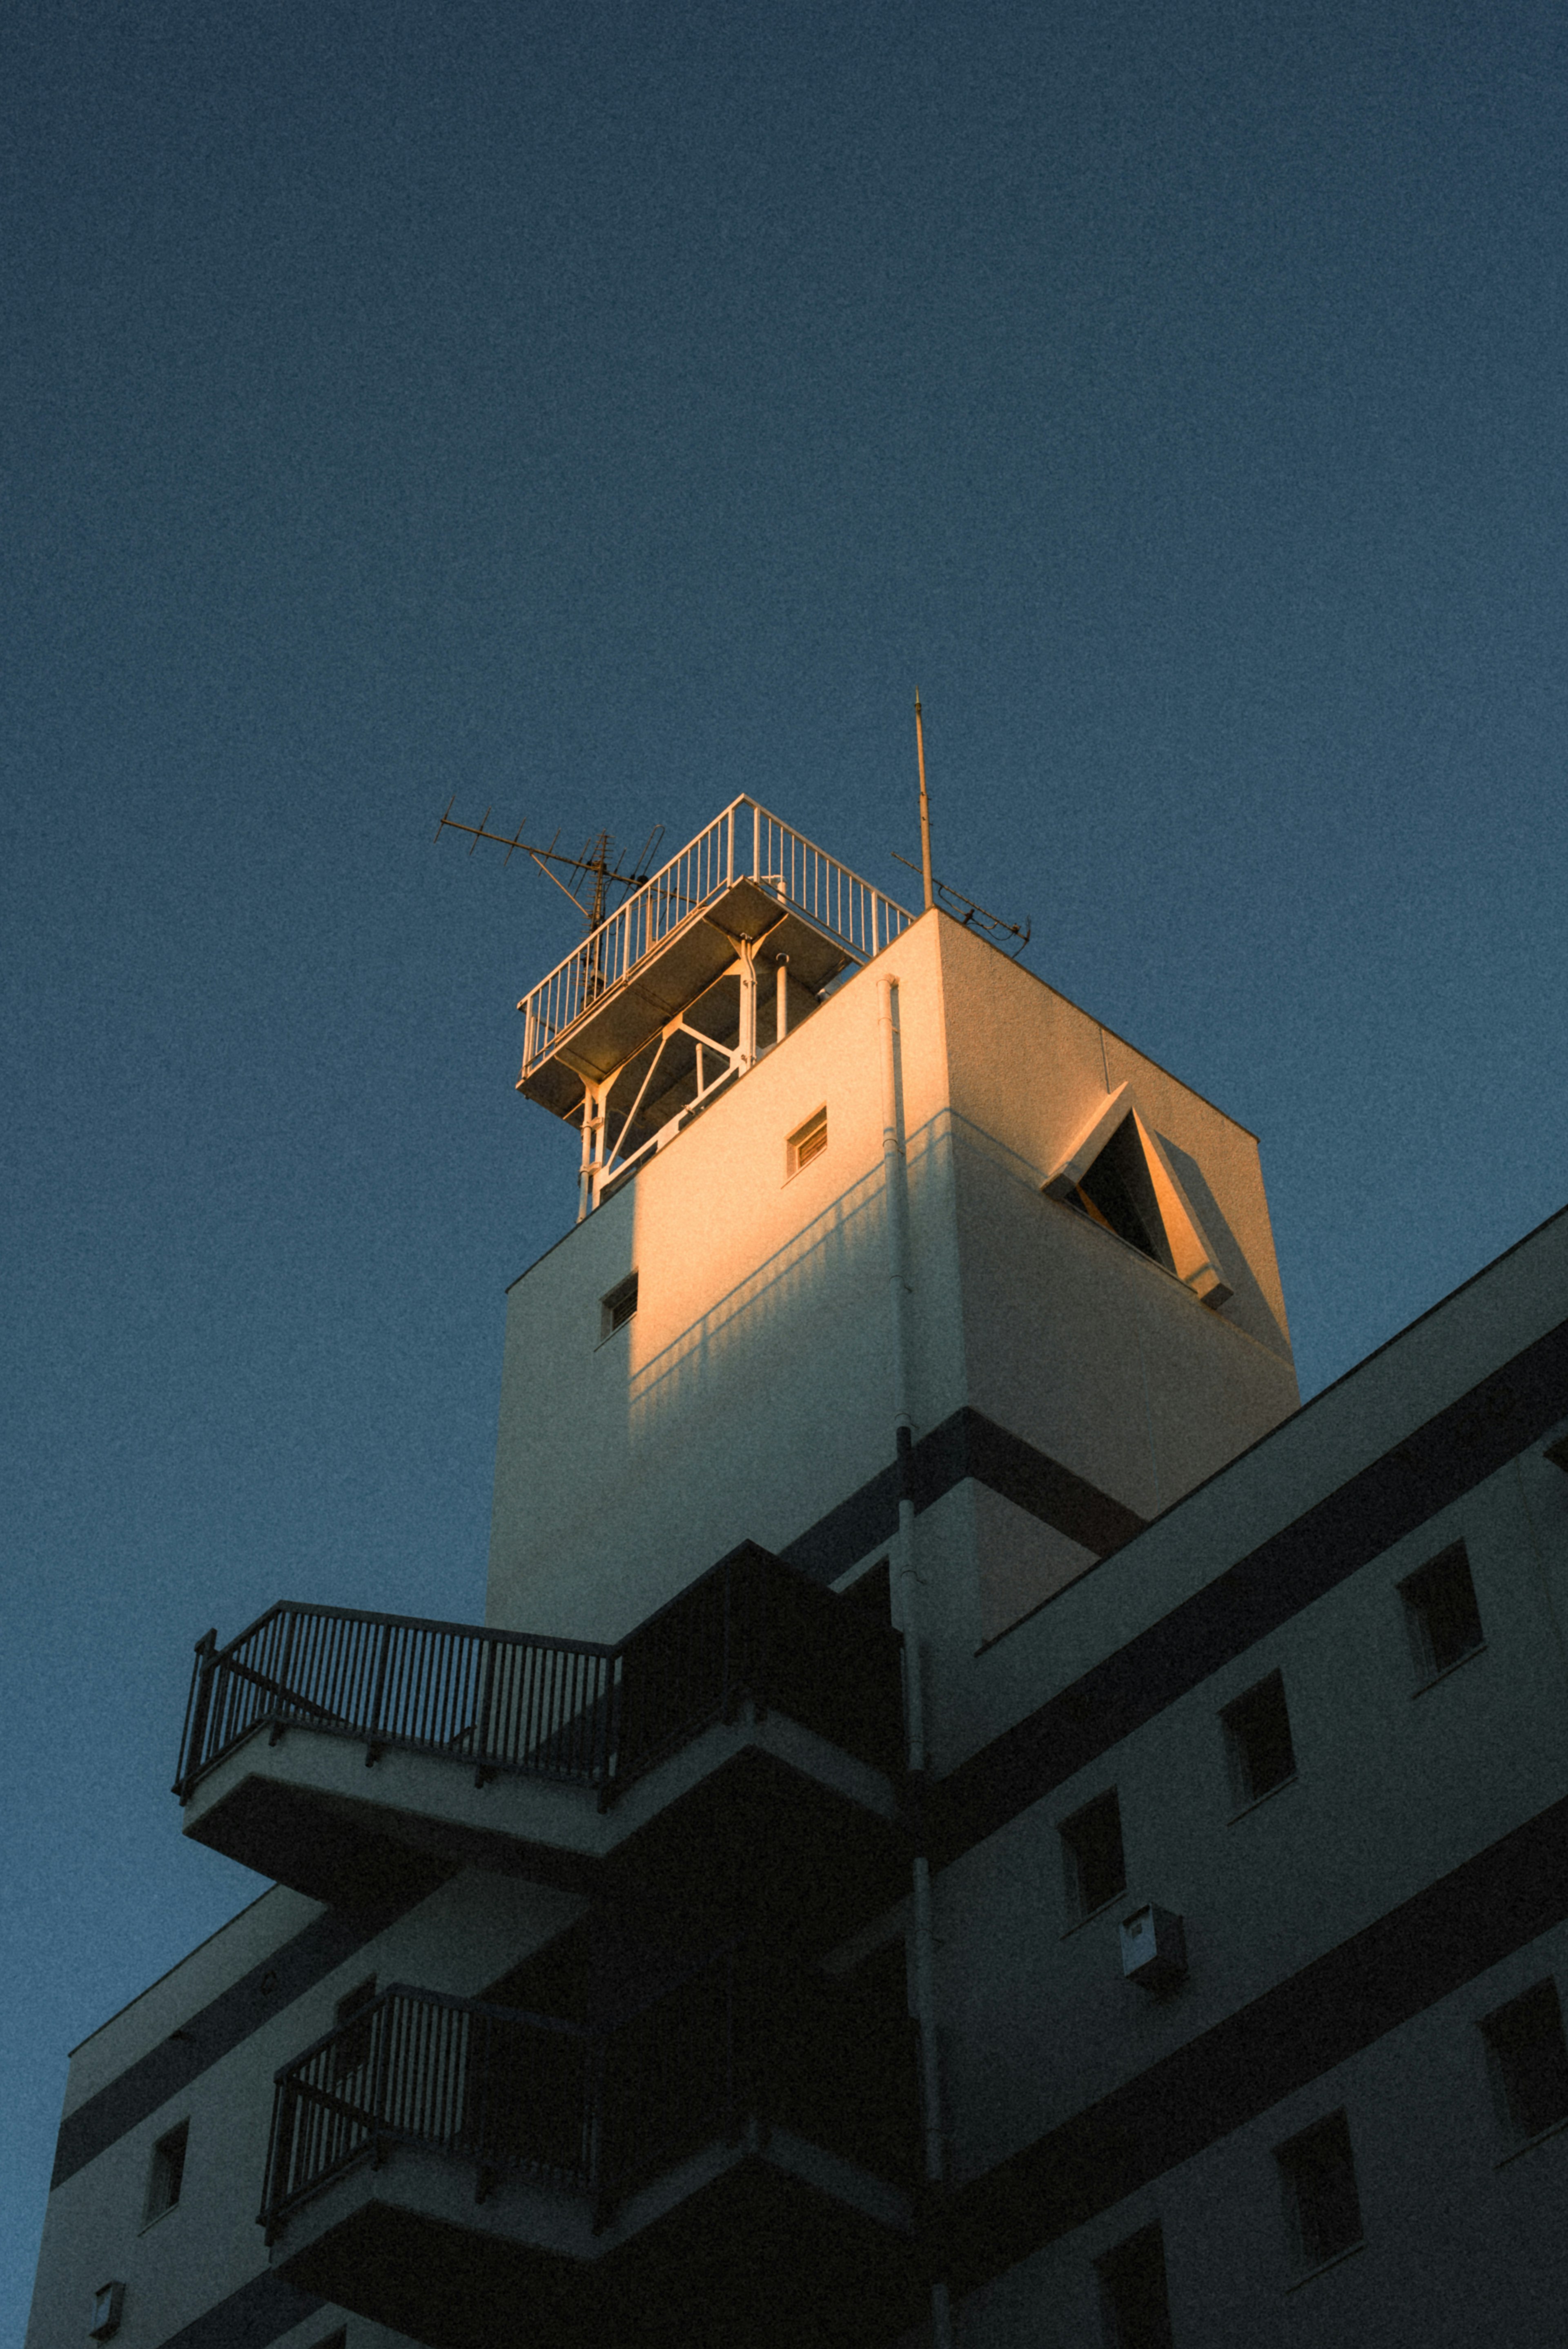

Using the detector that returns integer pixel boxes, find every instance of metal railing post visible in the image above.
[473,1635,497,1788]
[366,1622,393,1760]
[178,1630,218,1797]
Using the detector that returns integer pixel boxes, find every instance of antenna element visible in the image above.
[435,803,666,937]
[914,692,934,913]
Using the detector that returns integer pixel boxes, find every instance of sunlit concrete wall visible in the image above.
[25,1871,581,2349]
[485,909,962,1641]
[486,910,1297,1671]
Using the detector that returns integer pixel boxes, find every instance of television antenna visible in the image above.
[901,693,1032,959]
[434,802,666,935]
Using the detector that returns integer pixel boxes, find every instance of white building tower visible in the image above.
[32,796,1567,2349]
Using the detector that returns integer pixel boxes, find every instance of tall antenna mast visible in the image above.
[914,691,934,913]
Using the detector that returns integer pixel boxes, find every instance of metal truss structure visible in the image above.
[514,797,916,1219]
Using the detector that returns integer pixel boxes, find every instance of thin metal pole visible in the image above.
[915,692,934,914]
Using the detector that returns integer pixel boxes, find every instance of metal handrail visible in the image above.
[518,798,915,1080]
[261,1946,919,2236]
[175,1544,905,1804]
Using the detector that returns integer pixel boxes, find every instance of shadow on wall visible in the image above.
[1156,1132,1292,1360]
[625,1115,952,1452]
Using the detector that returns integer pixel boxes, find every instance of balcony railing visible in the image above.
[176,1543,904,1806]
[261,1949,917,2238]
[518,798,915,1080]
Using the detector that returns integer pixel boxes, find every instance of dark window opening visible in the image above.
[311,2333,348,2349]
[1277,2111,1363,2270]
[1483,1979,1568,2143]
[1097,2222,1174,2349]
[1065,1117,1173,1273]
[1223,1672,1296,1808]
[599,1274,638,1342]
[143,2120,188,2225]
[332,1977,377,2078]
[1062,1790,1126,1921]
[1401,1543,1484,1681]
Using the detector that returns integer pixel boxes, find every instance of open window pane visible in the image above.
[1483,1979,1568,2143]
[143,2121,188,2225]
[1097,2222,1174,2349]
[1061,1790,1125,1921]
[1223,1673,1296,1808]
[1401,1543,1484,1681]
[1277,2111,1362,2270]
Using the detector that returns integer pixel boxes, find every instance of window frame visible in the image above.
[785,1105,828,1181]
[1222,1670,1297,1815]
[1095,2220,1174,2349]
[141,2119,189,2230]
[1275,2109,1363,2279]
[1059,1788,1127,1928]
[597,1274,639,1345]
[1481,1977,1568,2152]
[1399,1540,1485,1688]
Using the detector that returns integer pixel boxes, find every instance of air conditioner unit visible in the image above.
[1120,1904,1187,1991]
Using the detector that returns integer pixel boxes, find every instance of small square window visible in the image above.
[1401,1543,1483,1681]
[1276,2110,1362,2271]
[1061,1790,1125,1922]
[1096,2223,1173,2349]
[88,2281,125,2341]
[599,1274,638,1342]
[786,1106,828,1178]
[1223,1672,1296,1809]
[143,2120,188,2226]
[1482,1979,1568,2144]
[333,1977,377,2079]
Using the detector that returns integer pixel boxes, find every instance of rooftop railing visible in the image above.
[518,798,915,1080]
[261,1947,918,2237]
[176,1543,904,1806]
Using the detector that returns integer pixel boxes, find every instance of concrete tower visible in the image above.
[42,798,1568,2349]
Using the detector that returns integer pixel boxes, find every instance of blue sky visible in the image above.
[4,0,1567,2330]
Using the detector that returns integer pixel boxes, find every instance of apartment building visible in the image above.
[25,802,1568,2349]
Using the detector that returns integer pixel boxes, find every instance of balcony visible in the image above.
[262,1952,922,2349]
[176,1544,908,1935]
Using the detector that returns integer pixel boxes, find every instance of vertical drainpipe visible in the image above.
[879,973,955,2349]
[576,1081,602,1224]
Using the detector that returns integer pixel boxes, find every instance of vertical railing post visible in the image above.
[597,1653,624,1812]
[273,1607,299,1726]
[179,1630,218,1795]
[473,1634,497,1788]
[366,1621,393,1757]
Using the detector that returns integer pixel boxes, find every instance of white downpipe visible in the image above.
[879,975,954,2349]
[737,940,758,1072]
[576,1081,602,1224]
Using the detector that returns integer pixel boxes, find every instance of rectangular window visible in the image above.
[1096,2222,1174,2349]
[1401,1542,1484,1681]
[1061,1790,1126,1922]
[1276,2111,1362,2271]
[1223,1672,1296,1809]
[1482,1979,1568,2144]
[786,1106,828,1178]
[333,1977,377,2079]
[598,1274,638,1342]
[143,2120,188,2226]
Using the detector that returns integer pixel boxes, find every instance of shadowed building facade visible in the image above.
[25,804,1568,2349]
